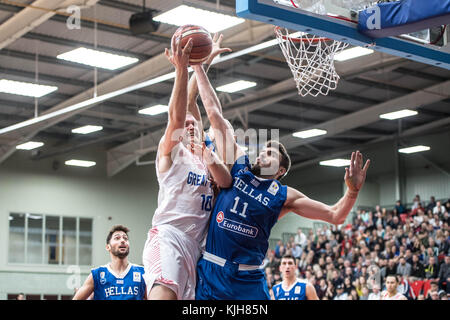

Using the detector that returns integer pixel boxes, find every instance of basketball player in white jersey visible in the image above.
[381,275,408,300]
[142,35,232,300]
[272,254,319,300]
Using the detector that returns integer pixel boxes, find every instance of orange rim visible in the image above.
[274,26,330,42]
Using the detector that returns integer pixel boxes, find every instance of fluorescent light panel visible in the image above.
[216,80,257,93]
[335,47,374,62]
[398,145,430,154]
[154,5,245,33]
[57,48,138,70]
[0,79,57,98]
[16,141,44,150]
[380,109,418,120]
[138,104,169,115]
[320,159,351,167]
[72,125,103,134]
[65,159,96,167]
[292,129,327,139]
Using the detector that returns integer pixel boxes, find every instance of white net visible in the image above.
[275,27,349,97]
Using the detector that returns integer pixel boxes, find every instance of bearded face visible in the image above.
[107,231,129,259]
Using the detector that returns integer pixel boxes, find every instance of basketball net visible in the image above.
[275,27,349,97]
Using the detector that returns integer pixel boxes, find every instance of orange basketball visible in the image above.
[173,25,213,65]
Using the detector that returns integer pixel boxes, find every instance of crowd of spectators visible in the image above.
[263,195,450,300]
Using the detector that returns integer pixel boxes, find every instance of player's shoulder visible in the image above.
[129,263,145,273]
[296,278,309,285]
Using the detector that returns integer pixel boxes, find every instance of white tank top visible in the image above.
[381,290,405,300]
[152,140,214,243]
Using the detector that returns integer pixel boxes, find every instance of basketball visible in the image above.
[173,25,213,65]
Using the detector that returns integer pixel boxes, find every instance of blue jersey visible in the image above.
[91,263,146,300]
[273,279,308,300]
[204,155,288,265]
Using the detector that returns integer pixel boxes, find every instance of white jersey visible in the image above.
[152,140,214,243]
[381,290,406,300]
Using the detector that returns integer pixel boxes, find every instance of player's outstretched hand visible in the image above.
[165,35,193,69]
[205,33,232,65]
[190,142,214,165]
[344,150,370,193]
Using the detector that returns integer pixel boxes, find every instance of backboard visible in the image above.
[236,0,450,70]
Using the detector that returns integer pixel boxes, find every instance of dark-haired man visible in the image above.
[191,63,370,300]
[272,255,318,300]
[381,275,407,300]
[73,225,146,300]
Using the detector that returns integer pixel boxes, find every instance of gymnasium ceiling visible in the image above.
[0,0,449,176]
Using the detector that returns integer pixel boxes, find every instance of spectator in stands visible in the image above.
[294,228,307,248]
[439,290,447,300]
[410,254,425,281]
[437,255,450,293]
[275,240,285,259]
[316,278,328,299]
[368,284,381,300]
[433,201,447,215]
[395,200,406,214]
[412,195,422,211]
[426,196,437,213]
[349,288,359,300]
[334,284,348,300]
[396,256,411,277]
[424,256,439,280]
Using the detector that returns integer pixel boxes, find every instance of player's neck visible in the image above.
[283,276,297,288]
[388,290,397,297]
[109,257,129,273]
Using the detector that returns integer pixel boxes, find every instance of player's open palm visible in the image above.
[344,151,370,192]
[206,33,232,64]
[165,35,193,69]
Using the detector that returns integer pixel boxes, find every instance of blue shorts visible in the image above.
[195,257,270,300]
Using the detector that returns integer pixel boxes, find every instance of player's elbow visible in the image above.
[332,212,346,226]
[216,174,232,189]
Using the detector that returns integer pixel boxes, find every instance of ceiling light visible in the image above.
[319,159,351,167]
[335,47,374,62]
[292,129,327,139]
[216,80,257,93]
[26,213,42,220]
[65,159,96,167]
[154,5,245,33]
[72,125,103,134]
[57,48,139,70]
[380,109,418,120]
[0,79,57,98]
[16,141,44,150]
[398,145,430,154]
[138,104,169,115]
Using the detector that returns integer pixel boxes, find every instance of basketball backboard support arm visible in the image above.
[236,0,450,70]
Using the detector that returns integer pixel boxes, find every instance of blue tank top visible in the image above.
[204,155,287,265]
[273,279,308,300]
[91,263,146,300]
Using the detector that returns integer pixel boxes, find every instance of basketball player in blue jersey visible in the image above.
[272,254,318,300]
[191,63,371,300]
[73,225,146,300]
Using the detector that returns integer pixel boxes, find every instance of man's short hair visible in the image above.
[266,140,291,180]
[281,254,296,262]
[106,225,130,244]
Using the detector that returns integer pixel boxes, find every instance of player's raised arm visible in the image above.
[191,142,232,188]
[187,34,232,133]
[191,64,244,168]
[158,36,193,172]
[72,273,94,300]
[280,151,370,225]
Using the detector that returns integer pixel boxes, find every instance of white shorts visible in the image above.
[142,224,201,300]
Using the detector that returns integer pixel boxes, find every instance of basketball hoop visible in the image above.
[274,26,349,97]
